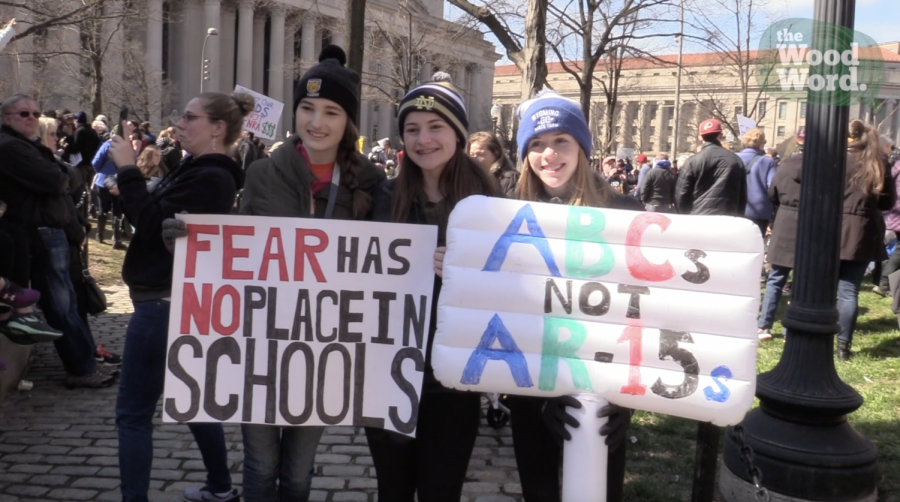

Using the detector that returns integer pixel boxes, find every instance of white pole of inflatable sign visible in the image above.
[562,394,609,502]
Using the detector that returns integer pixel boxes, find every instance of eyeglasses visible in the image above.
[6,111,41,119]
[181,113,211,123]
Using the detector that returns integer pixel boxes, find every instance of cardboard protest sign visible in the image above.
[234,85,284,140]
[162,214,437,435]
[615,147,635,161]
[432,196,763,426]
[737,114,758,136]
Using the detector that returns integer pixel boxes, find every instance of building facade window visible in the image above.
[778,101,788,119]
[758,100,767,119]
[777,126,786,137]
[800,102,808,118]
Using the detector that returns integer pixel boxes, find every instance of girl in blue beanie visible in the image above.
[511,90,642,502]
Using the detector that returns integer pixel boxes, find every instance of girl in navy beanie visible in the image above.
[510,89,642,502]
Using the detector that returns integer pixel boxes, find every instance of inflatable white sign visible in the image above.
[432,196,763,426]
[162,214,437,435]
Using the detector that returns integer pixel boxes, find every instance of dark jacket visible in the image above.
[675,141,747,215]
[157,137,183,172]
[640,164,676,209]
[737,147,777,221]
[65,124,102,167]
[0,125,73,229]
[492,162,519,198]
[117,153,245,301]
[766,153,802,269]
[841,150,895,263]
[240,135,385,219]
[237,137,262,171]
[372,176,496,394]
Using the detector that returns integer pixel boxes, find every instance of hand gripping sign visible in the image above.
[432,196,763,500]
[162,214,437,435]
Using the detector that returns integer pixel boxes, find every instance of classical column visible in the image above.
[146,0,164,125]
[236,0,255,88]
[359,55,371,144]
[221,5,236,90]
[283,15,300,136]
[203,0,222,92]
[252,13,266,92]
[269,5,286,136]
[377,101,392,142]
[654,102,668,152]
[300,14,316,71]
[331,28,345,48]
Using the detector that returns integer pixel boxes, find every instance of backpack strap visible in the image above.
[744,155,763,175]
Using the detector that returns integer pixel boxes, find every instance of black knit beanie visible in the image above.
[294,45,360,124]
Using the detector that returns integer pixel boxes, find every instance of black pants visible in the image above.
[0,219,31,287]
[365,391,481,502]
[881,244,900,289]
[749,218,769,239]
[508,395,628,502]
[97,186,122,218]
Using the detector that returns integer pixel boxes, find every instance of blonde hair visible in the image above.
[38,117,58,149]
[742,128,766,149]
[517,148,609,206]
[848,119,885,196]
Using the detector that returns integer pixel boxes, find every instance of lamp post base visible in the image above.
[722,408,877,502]
[719,465,876,502]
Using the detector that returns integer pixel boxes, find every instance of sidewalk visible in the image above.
[0,285,524,502]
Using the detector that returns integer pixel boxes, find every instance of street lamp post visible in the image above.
[672,0,684,155]
[200,27,219,93]
[721,0,878,500]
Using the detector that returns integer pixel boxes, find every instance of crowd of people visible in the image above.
[1,37,897,502]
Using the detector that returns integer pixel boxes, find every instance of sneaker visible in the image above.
[183,486,240,502]
[0,280,40,309]
[873,285,889,297]
[4,314,62,344]
[96,345,122,368]
[758,328,773,341]
[64,370,116,389]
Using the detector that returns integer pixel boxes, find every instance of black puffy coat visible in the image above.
[640,165,676,209]
[675,141,747,215]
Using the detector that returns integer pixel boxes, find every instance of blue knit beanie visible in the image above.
[516,90,592,161]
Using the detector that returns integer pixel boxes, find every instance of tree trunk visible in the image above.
[605,98,616,155]
[520,0,548,99]
[345,0,367,124]
[91,55,103,118]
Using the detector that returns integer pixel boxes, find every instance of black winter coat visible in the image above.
[675,141,747,215]
[0,125,73,229]
[117,153,245,301]
[65,124,102,167]
[841,150,895,263]
[766,153,802,269]
[640,165,676,209]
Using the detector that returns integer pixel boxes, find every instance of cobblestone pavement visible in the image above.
[0,285,525,502]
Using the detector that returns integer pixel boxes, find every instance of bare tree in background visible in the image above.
[447,0,548,99]
[684,0,778,138]
[546,0,677,124]
[1,0,126,42]
[364,2,469,104]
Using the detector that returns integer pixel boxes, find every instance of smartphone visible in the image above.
[118,106,129,138]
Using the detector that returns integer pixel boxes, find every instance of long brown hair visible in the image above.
[516,148,610,207]
[848,119,886,196]
[468,131,515,172]
[390,140,499,223]
[335,119,372,219]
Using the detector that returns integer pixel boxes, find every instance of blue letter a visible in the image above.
[460,314,534,388]
[482,204,561,276]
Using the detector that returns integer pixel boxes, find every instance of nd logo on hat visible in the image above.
[307,79,322,95]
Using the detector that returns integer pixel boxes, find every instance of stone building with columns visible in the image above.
[492,43,900,157]
[1,0,499,147]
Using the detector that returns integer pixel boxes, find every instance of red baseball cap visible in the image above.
[699,119,723,135]
[636,153,648,163]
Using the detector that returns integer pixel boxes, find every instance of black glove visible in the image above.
[161,213,189,253]
[541,395,582,446]
[598,404,633,450]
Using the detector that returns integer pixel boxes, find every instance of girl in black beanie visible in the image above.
[238,45,385,502]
